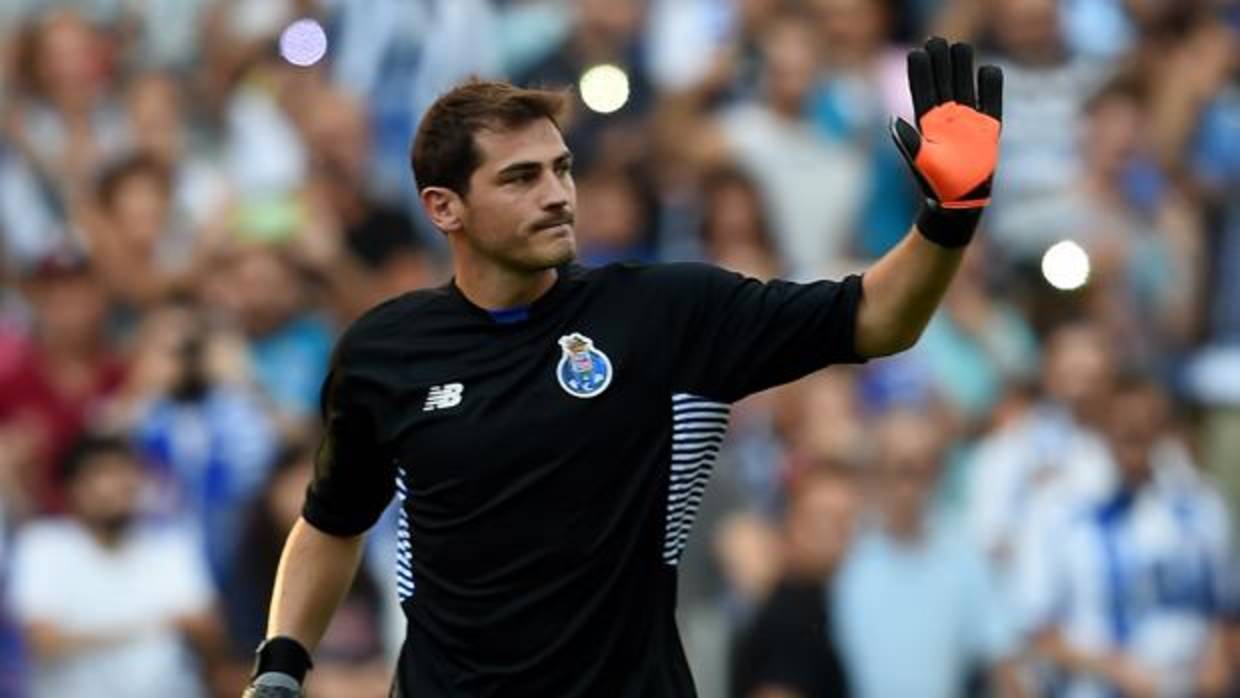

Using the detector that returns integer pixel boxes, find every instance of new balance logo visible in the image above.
[423,383,464,411]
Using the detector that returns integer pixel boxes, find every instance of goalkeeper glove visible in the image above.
[241,636,313,698]
[891,37,1003,248]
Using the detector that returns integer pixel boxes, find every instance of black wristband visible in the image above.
[253,636,314,684]
[915,203,982,248]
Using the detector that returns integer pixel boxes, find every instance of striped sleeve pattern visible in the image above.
[395,464,415,601]
[663,393,730,565]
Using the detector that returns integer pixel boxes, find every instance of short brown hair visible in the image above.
[411,80,570,196]
[95,153,171,211]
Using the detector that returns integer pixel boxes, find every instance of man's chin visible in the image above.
[530,236,577,269]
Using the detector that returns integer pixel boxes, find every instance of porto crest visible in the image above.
[556,332,613,399]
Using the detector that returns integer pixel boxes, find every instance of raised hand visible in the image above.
[891,38,1003,247]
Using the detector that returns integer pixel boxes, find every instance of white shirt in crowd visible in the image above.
[966,403,1114,575]
[1015,441,1235,698]
[6,520,214,698]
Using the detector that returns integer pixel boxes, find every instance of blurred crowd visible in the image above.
[0,0,1237,697]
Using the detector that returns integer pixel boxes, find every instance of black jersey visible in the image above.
[303,262,865,697]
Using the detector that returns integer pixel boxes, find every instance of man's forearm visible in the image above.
[854,37,1001,357]
[991,658,1031,698]
[855,225,964,357]
[24,621,135,659]
[266,517,367,651]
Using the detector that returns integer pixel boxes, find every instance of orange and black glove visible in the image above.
[892,37,1003,248]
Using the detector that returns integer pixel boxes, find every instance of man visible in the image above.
[730,468,858,698]
[1017,376,1235,698]
[6,433,223,698]
[245,38,1003,697]
[832,410,1025,698]
[966,322,1117,575]
[0,249,125,517]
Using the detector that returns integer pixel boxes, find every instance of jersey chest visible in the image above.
[380,317,669,506]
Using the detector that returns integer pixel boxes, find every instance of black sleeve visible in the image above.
[301,331,397,537]
[651,263,866,402]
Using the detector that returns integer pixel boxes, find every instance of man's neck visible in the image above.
[453,259,558,311]
[83,522,128,550]
[884,508,925,544]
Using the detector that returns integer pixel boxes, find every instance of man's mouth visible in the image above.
[534,217,574,232]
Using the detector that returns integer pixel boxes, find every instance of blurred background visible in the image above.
[0,0,1237,697]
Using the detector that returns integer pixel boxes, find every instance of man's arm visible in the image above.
[1033,628,1159,698]
[988,657,1031,698]
[1193,622,1232,698]
[243,519,367,697]
[855,38,1002,358]
[265,518,366,650]
[856,228,962,356]
[23,621,139,659]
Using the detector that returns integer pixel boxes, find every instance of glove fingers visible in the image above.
[892,117,921,159]
[978,65,1004,121]
[907,49,937,123]
[951,43,976,107]
[925,37,953,105]
[890,117,934,200]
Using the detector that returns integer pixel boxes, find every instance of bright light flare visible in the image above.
[1041,240,1091,290]
[579,64,630,114]
[280,18,328,67]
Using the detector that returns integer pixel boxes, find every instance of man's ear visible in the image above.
[420,187,465,234]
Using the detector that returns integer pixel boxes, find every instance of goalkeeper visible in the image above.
[244,38,1002,698]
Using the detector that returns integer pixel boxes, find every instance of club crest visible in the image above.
[556,332,613,398]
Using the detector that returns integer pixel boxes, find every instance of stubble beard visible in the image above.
[487,228,578,273]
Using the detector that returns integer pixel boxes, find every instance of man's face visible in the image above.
[453,119,578,272]
[786,474,857,577]
[763,22,819,113]
[69,452,143,535]
[232,247,303,336]
[27,271,107,349]
[1044,326,1113,418]
[875,413,942,520]
[1106,387,1165,485]
[111,172,170,251]
[814,0,886,66]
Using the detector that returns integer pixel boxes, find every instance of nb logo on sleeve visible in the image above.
[423,383,464,411]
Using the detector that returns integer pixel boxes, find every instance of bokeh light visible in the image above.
[1041,240,1090,290]
[279,18,328,67]
[579,64,630,114]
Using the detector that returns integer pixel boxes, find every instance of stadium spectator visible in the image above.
[0,250,124,517]
[833,409,1025,698]
[807,0,922,258]
[965,322,1117,576]
[5,432,224,698]
[731,466,857,698]
[120,301,278,591]
[976,0,1113,263]
[226,436,390,698]
[1017,375,1235,698]
[710,9,866,279]
[697,166,782,280]
[4,10,126,206]
[123,71,231,232]
[76,152,198,310]
[216,243,334,427]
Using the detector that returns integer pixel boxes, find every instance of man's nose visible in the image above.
[540,171,571,209]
